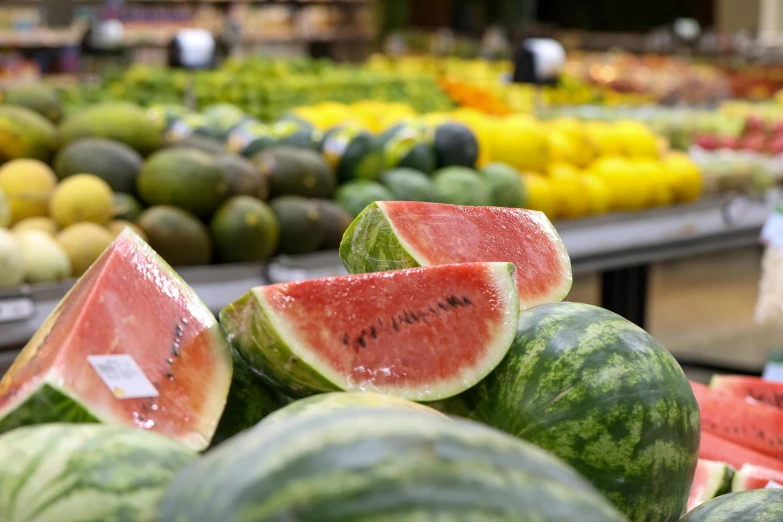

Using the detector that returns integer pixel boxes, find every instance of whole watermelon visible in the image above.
[681,489,783,521]
[440,302,700,522]
[0,423,195,522]
[160,406,629,522]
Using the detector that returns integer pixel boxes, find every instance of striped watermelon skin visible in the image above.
[160,406,629,522]
[440,302,700,522]
[0,423,195,522]
[681,489,783,522]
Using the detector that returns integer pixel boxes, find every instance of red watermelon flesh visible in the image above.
[0,229,232,451]
[692,381,783,459]
[733,464,783,491]
[711,375,783,409]
[687,459,733,512]
[339,202,572,309]
[700,432,783,473]
[220,262,520,401]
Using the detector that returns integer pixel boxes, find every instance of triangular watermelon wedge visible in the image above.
[687,459,734,512]
[339,202,572,309]
[220,262,520,401]
[0,229,232,450]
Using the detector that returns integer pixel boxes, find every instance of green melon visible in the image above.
[255,146,335,200]
[1,83,63,123]
[0,424,196,522]
[167,135,227,155]
[479,162,527,208]
[226,120,277,158]
[681,489,783,522]
[320,124,383,183]
[335,180,394,218]
[58,102,163,156]
[271,118,322,150]
[210,196,279,263]
[433,167,491,206]
[137,148,228,218]
[137,206,212,266]
[0,105,57,163]
[53,138,143,194]
[199,103,247,141]
[378,122,436,174]
[219,153,268,200]
[113,192,144,222]
[269,196,324,256]
[434,121,479,169]
[160,407,628,522]
[314,199,352,250]
[380,168,441,202]
[440,302,700,522]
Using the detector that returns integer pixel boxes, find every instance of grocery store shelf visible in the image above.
[0,195,770,355]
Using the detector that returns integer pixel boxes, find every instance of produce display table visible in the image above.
[0,194,770,374]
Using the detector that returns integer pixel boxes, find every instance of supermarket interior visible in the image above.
[3,0,783,520]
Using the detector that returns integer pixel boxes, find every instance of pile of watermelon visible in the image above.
[0,199,761,521]
[675,376,783,518]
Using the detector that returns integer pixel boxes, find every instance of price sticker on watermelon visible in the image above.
[88,355,159,400]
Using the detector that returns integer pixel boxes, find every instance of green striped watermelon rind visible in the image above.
[439,302,701,522]
[219,262,520,402]
[338,201,573,308]
[0,423,195,522]
[160,406,629,522]
[681,489,783,521]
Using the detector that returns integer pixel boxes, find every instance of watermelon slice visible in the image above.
[700,432,783,473]
[220,262,520,401]
[711,375,783,409]
[687,459,734,512]
[733,464,783,491]
[0,229,232,450]
[339,202,572,309]
[691,381,783,459]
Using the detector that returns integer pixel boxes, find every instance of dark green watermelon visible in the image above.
[271,119,322,150]
[434,121,479,169]
[335,180,394,217]
[226,120,277,158]
[681,489,783,522]
[320,125,383,183]
[480,162,527,208]
[440,302,700,522]
[378,122,436,174]
[379,168,441,202]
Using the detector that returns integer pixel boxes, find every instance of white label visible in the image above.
[88,355,159,400]
[0,296,35,323]
[763,363,783,383]
[762,213,783,247]
[766,481,783,489]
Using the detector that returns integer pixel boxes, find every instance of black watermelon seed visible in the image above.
[392,317,399,331]
[370,326,377,339]
[462,296,472,305]
[343,334,349,345]
[410,311,419,322]
[429,305,439,317]
[358,337,366,348]
[438,302,448,312]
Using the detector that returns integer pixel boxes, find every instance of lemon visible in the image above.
[547,130,579,165]
[582,175,612,215]
[108,220,148,242]
[635,159,672,208]
[591,156,646,211]
[663,152,703,203]
[584,121,624,156]
[0,159,57,224]
[549,168,590,220]
[615,121,660,159]
[12,217,59,236]
[520,173,558,219]
[50,174,115,228]
[492,117,549,172]
[56,222,114,277]
[0,188,8,228]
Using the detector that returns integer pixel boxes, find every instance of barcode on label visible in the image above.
[87,355,159,400]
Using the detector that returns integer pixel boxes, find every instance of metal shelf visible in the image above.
[0,195,770,358]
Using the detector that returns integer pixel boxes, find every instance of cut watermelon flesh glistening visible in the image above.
[339,201,572,309]
[700,432,783,473]
[687,459,734,512]
[733,464,783,491]
[691,381,783,459]
[711,375,783,409]
[220,262,520,401]
[0,229,232,450]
